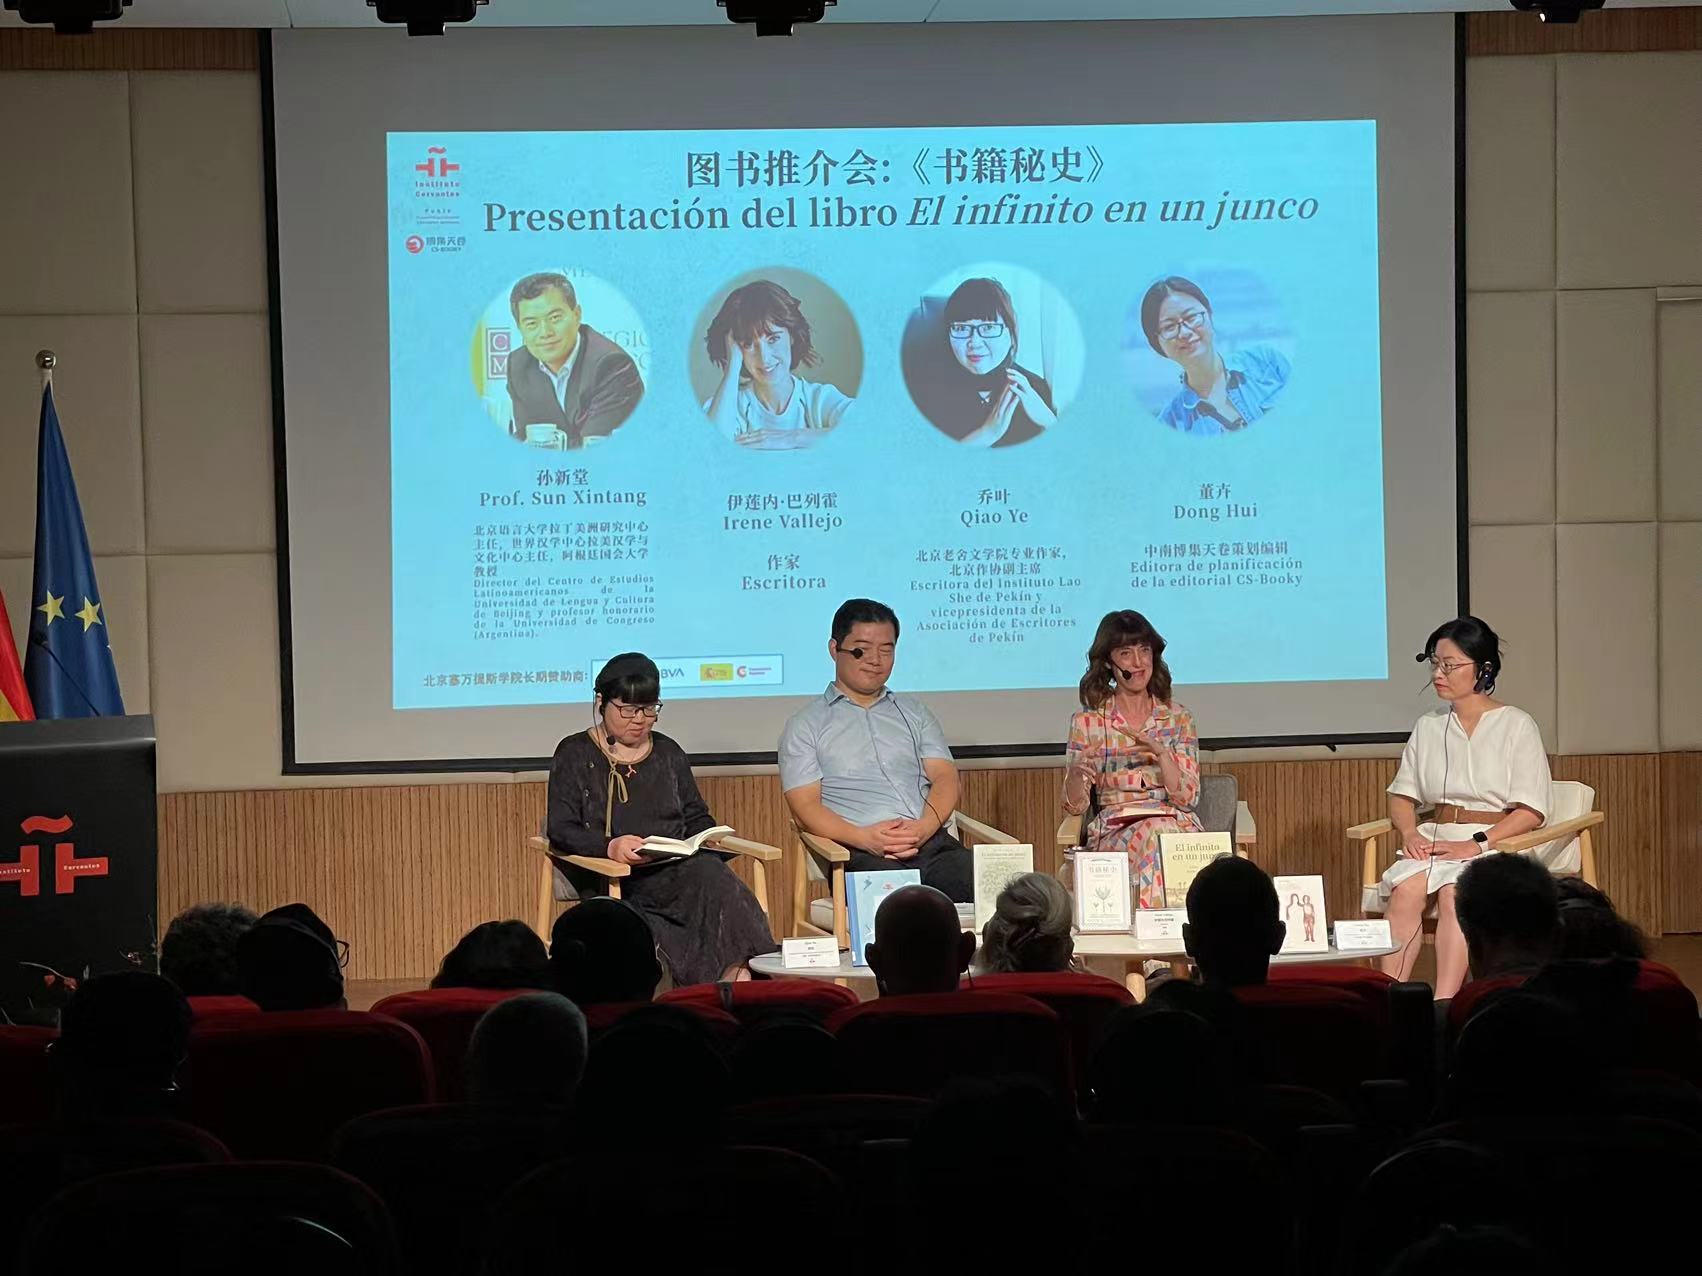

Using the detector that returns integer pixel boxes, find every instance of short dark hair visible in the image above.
[1185,856,1282,986]
[706,279,819,373]
[594,652,660,707]
[831,598,899,646]
[432,920,552,991]
[1139,276,1212,356]
[237,903,345,1012]
[466,991,588,1106]
[550,897,661,1006]
[509,271,578,318]
[1420,616,1503,693]
[943,277,1019,347]
[159,902,258,996]
[55,971,191,1091]
[1555,877,1648,960]
[1455,853,1559,956]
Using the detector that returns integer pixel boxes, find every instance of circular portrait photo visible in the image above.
[689,269,862,452]
[1124,268,1294,437]
[901,263,1085,449]
[470,268,649,450]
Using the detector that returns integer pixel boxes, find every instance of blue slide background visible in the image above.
[387,121,1386,710]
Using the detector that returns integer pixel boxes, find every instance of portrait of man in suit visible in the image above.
[504,271,645,447]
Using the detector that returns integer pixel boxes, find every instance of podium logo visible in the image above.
[1,816,109,898]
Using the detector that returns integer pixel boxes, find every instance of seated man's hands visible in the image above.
[857,819,923,859]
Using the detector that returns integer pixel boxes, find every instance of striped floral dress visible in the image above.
[1063,700,1203,909]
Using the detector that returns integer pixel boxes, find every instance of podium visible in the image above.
[0,716,158,1023]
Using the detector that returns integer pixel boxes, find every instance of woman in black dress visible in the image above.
[546,652,775,986]
[916,276,1057,448]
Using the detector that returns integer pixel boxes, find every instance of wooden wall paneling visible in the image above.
[1550,754,1663,935]
[0,29,259,71]
[1466,7,1702,56]
[1660,753,1702,933]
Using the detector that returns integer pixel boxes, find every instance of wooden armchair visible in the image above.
[524,831,782,941]
[1352,779,1603,924]
[1055,771,1257,856]
[790,811,1017,949]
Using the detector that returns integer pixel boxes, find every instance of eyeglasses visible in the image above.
[1157,309,1208,342]
[334,939,350,969]
[948,321,1007,341]
[610,702,662,720]
[1426,657,1474,676]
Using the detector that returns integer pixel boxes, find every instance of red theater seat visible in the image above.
[827,992,1069,1098]
[580,999,740,1040]
[185,995,261,1019]
[659,978,858,1023]
[0,1026,57,1126]
[183,1011,433,1160]
[965,971,1134,1097]
[1269,964,1396,1025]
[371,987,528,1100]
[1232,983,1384,1096]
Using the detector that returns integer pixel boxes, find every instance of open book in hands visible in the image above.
[637,825,734,858]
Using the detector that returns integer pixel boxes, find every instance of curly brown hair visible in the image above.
[705,279,819,377]
[1078,609,1173,710]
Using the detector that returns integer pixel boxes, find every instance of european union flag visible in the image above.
[24,384,124,718]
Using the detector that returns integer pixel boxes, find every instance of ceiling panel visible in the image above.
[0,0,1691,30]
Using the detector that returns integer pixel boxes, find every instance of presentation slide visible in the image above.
[388,120,1384,711]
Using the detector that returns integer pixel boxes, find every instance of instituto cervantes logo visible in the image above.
[0,815,109,898]
[413,144,463,227]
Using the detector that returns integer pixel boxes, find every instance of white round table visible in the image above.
[749,936,1398,997]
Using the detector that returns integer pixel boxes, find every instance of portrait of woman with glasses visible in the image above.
[1374,616,1551,998]
[1138,275,1290,436]
[907,275,1059,447]
[545,651,775,985]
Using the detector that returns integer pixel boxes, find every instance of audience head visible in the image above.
[550,897,662,1005]
[866,884,975,997]
[728,1013,846,1102]
[465,992,588,1106]
[1455,853,1560,980]
[981,872,1074,973]
[1449,990,1587,1117]
[1555,877,1648,961]
[1183,856,1285,987]
[159,902,258,996]
[53,971,192,1116]
[579,1005,730,1148]
[236,903,346,1012]
[432,920,552,991]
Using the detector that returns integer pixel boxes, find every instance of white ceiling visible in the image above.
[0,2,1689,31]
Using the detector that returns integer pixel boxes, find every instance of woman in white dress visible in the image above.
[1379,617,1551,997]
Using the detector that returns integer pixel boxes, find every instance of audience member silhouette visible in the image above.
[577,1005,731,1151]
[51,971,192,1120]
[1183,855,1286,987]
[981,872,1075,973]
[1447,991,1588,1118]
[550,897,663,1005]
[1380,1224,1543,1276]
[235,903,347,1011]
[465,992,588,1107]
[1086,1004,1234,1124]
[431,920,552,991]
[865,884,975,996]
[1554,878,1649,961]
[158,902,258,996]
[1454,854,1560,983]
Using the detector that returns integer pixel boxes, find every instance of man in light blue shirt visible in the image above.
[779,599,972,901]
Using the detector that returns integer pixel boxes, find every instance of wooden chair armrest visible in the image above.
[1056,812,1085,848]
[1346,818,1394,840]
[528,836,630,879]
[798,830,852,863]
[953,810,1018,845]
[1495,810,1605,854]
[708,834,782,863]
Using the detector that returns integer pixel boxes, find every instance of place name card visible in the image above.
[781,936,842,969]
[1333,919,1393,951]
[1134,908,1188,943]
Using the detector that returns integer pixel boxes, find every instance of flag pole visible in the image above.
[35,348,55,390]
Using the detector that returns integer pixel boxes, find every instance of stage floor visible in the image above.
[345,933,1702,1012]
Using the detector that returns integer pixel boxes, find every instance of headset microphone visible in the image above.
[1115,664,1133,682]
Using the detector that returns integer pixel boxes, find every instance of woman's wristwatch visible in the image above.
[1471,830,1490,849]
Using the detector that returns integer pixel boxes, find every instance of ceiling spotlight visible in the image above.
[1508,1,1605,23]
[367,0,488,37]
[719,1,836,38]
[2,0,131,35]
